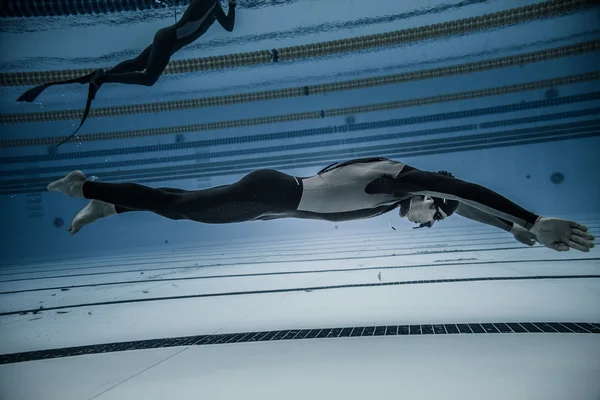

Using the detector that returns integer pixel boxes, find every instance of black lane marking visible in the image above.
[3,244,593,283]
[1,257,598,296]
[0,231,518,274]
[1,321,598,365]
[1,274,598,317]
[0,228,508,272]
[0,233,528,276]
[3,224,598,273]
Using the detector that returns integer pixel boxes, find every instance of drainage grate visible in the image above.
[0,321,598,365]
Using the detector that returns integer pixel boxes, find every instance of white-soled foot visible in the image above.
[68,200,117,236]
[47,170,86,198]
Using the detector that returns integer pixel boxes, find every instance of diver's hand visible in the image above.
[510,224,536,246]
[530,217,595,252]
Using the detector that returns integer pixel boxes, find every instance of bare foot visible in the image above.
[47,170,86,198]
[68,200,116,235]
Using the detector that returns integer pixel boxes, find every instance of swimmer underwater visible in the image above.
[47,157,595,253]
[17,0,237,146]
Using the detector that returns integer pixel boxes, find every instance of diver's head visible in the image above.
[400,195,458,228]
[398,170,459,228]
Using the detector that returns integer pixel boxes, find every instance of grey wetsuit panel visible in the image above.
[296,159,406,218]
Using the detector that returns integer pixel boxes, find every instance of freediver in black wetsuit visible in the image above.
[17,0,237,146]
[47,157,596,253]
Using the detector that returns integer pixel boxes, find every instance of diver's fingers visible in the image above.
[566,240,590,252]
[573,228,595,241]
[550,242,570,252]
[570,221,588,231]
[570,234,595,250]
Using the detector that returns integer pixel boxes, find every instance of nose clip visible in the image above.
[413,221,434,229]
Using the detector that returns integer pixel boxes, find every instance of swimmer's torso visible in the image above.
[258,158,408,222]
[175,0,219,41]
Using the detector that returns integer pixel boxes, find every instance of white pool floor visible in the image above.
[0,217,599,400]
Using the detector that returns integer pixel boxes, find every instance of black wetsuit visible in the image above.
[17,0,236,145]
[96,0,235,87]
[81,157,541,229]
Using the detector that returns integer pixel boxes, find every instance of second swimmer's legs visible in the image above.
[94,27,176,88]
[17,28,173,103]
[104,45,153,76]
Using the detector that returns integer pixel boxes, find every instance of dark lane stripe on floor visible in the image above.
[2,274,599,317]
[2,243,599,283]
[0,241,527,279]
[1,257,598,295]
[1,321,598,365]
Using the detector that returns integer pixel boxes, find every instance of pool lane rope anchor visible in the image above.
[271,49,279,63]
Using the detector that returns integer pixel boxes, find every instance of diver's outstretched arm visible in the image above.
[455,202,514,232]
[216,0,236,32]
[455,202,537,246]
[395,169,595,252]
[397,169,539,228]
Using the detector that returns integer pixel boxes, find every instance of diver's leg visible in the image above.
[92,0,221,89]
[49,169,301,225]
[47,170,87,198]
[18,42,155,103]
[94,27,176,88]
[47,170,187,208]
[17,20,173,102]
[55,42,160,146]
[67,199,117,235]
[174,169,303,224]
[104,45,153,75]
[67,188,188,235]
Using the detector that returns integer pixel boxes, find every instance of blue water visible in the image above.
[0,0,599,262]
[1,2,600,398]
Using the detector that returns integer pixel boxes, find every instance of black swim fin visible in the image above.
[16,70,98,103]
[17,84,52,103]
[56,81,101,147]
